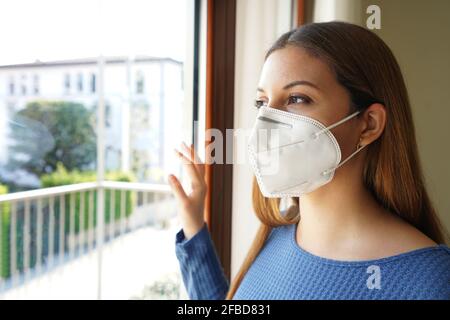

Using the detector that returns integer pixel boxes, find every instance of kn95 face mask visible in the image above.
[247,106,365,198]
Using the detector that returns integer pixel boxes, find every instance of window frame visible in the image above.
[203,0,236,282]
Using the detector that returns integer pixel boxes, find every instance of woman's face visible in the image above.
[255,45,363,166]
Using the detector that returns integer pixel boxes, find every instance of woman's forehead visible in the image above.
[258,47,336,93]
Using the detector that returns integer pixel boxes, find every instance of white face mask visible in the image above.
[247,106,365,198]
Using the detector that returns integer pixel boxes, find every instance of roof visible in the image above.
[0,56,183,70]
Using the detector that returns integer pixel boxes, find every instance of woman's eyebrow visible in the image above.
[257,80,320,92]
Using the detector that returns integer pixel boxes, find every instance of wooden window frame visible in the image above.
[204,0,236,282]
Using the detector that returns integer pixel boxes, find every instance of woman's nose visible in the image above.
[266,99,288,112]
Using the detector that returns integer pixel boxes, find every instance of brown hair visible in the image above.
[225,21,449,299]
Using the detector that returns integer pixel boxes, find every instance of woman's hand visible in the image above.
[168,142,207,240]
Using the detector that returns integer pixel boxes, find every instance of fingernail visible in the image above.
[169,174,176,183]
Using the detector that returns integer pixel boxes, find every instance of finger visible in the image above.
[167,174,189,205]
[175,147,193,166]
[181,142,203,165]
[174,148,203,188]
[181,142,205,178]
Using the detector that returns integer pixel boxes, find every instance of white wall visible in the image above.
[308,0,362,23]
[231,0,293,280]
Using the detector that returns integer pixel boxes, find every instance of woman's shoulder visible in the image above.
[376,212,445,258]
[401,243,450,261]
[371,220,449,283]
[385,244,450,299]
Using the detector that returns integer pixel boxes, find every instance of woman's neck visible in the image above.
[295,167,395,260]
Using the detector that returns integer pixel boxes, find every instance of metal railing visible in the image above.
[0,181,173,298]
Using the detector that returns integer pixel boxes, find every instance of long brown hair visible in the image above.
[225,21,449,299]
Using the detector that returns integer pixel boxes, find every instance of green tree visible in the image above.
[8,101,96,177]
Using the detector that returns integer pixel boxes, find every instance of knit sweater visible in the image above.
[175,222,450,300]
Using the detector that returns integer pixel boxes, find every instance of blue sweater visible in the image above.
[175,222,450,300]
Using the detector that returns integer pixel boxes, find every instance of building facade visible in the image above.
[0,56,184,186]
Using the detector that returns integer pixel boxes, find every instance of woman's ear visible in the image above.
[359,103,386,146]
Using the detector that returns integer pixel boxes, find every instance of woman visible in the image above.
[168,21,450,300]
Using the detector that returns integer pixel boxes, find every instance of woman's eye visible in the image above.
[288,95,311,105]
[254,99,267,108]
[254,95,311,109]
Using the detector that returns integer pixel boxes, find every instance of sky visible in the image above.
[0,0,187,65]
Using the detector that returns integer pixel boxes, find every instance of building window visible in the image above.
[64,73,71,94]
[136,70,144,94]
[21,75,27,95]
[105,104,111,127]
[8,77,15,95]
[91,73,96,93]
[33,74,40,95]
[77,73,83,92]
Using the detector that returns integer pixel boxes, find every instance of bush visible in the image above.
[0,185,10,279]
[41,163,136,233]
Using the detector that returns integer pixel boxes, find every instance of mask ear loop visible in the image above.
[312,110,361,139]
[321,138,366,176]
[311,110,365,176]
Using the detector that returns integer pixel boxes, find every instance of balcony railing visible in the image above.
[0,181,178,299]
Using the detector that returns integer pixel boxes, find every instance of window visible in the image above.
[105,103,111,127]
[33,74,40,95]
[8,76,14,95]
[77,73,83,92]
[136,70,144,94]
[90,73,96,93]
[64,73,71,94]
[0,0,193,300]
[21,74,27,95]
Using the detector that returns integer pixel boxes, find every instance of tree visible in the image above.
[7,101,96,177]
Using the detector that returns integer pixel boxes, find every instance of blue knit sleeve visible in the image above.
[175,222,230,300]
